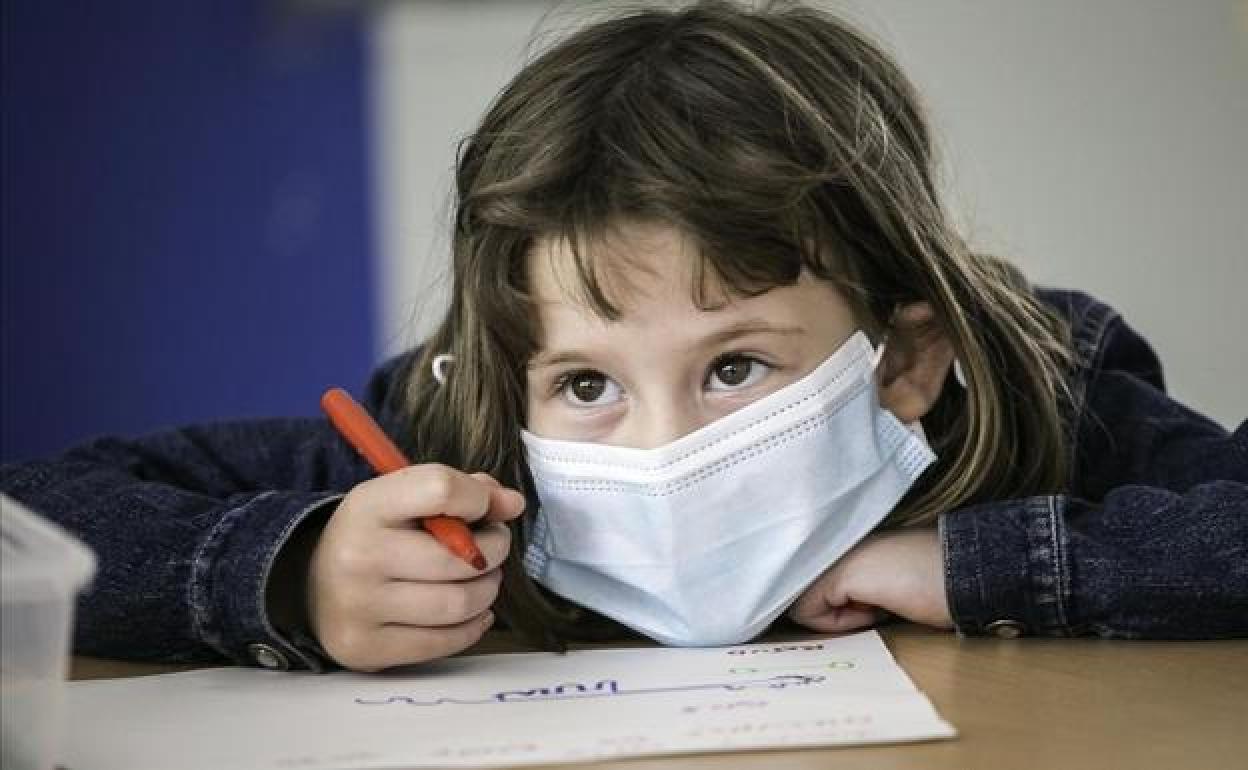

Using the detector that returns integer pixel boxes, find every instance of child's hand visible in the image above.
[307,465,525,671]
[787,528,953,633]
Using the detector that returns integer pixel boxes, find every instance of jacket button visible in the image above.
[984,619,1026,638]
[248,642,290,670]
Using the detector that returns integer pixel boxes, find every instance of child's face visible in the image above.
[525,222,857,447]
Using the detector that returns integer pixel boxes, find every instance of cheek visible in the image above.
[525,397,554,436]
[524,399,619,442]
[524,380,550,433]
[524,384,583,439]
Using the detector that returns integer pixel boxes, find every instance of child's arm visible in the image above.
[791,292,1248,639]
[1,417,363,669]
[793,457,1247,640]
[0,354,421,669]
[940,476,1247,638]
[937,292,1248,638]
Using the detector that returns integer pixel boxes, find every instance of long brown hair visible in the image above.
[403,0,1073,648]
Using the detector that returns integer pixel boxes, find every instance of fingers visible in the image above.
[308,464,527,672]
[370,522,512,582]
[349,464,523,527]
[791,600,884,634]
[321,610,496,673]
[372,569,503,627]
[787,563,881,634]
[470,472,528,523]
[788,567,846,621]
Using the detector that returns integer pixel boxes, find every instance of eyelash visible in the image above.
[549,371,577,396]
[549,369,601,400]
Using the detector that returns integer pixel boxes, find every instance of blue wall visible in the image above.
[2,1,376,462]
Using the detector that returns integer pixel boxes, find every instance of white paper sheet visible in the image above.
[63,631,954,769]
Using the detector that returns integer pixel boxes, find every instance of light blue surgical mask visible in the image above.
[520,330,935,647]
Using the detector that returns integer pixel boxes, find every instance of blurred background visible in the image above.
[3,0,1245,462]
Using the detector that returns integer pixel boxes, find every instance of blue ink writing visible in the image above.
[354,675,826,707]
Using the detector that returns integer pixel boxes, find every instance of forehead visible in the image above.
[528,222,718,317]
[526,222,854,353]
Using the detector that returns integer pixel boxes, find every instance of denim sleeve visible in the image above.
[0,353,418,669]
[940,478,1248,639]
[1069,299,1239,499]
[941,293,1248,639]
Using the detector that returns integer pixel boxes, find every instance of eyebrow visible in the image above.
[527,319,805,370]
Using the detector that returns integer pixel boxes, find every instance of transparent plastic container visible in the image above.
[2,494,96,770]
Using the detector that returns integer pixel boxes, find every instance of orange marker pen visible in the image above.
[320,387,488,571]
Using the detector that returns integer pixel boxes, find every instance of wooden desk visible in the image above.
[72,625,1247,770]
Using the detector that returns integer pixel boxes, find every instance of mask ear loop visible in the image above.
[870,309,893,374]
[871,305,902,376]
[431,353,455,385]
[870,336,888,373]
[953,359,968,388]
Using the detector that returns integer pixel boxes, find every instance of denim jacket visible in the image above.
[3,289,1245,670]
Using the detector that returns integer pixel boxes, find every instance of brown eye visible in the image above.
[708,355,769,391]
[559,370,621,406]
[715,357,751,386]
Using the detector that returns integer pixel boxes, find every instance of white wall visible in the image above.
[371,0,1246,428]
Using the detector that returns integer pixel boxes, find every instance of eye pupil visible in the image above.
[716,357,751,386]
[571,374,606,403]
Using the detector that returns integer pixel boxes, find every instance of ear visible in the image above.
[875,302,956,423]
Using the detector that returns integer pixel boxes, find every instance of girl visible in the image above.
[3,0,1244,673]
